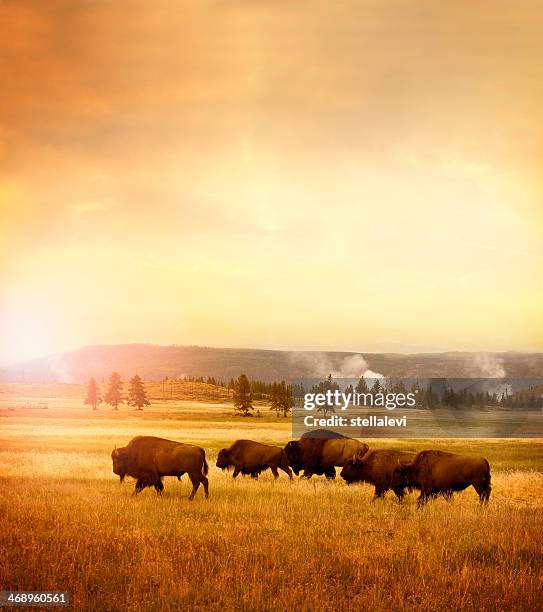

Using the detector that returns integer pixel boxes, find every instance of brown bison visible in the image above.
[391,450,491,507]
[284,430,369,479]
[111,436,209,500]
[340,449,416,500]
[216,440,292,479]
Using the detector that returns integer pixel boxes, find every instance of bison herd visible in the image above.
[111,431,491,507]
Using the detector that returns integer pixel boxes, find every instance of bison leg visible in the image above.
[324,467,336,480]
[416,492,428,509]
[271,466,279,479]
[372,487,386,501]
[133,478,148,496]
[392,486,406,502]
[154,479,164,496]
[188,473,201,500]
[280,465,293,480]
[200,474,209,499]
[232,467,240,479]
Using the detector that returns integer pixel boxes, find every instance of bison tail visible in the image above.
[203,457,209,476]
[480,458,492,503]
[483,458,491,485]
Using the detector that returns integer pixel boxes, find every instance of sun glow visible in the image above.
[0,298,65,366]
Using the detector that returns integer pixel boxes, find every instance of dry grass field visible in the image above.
[1,391,542,611]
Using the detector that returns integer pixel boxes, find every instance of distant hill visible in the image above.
[1,344,543,384]
[0,379,232,403]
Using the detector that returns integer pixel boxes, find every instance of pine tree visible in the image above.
[425,386,438,409]
[84,377,101,411]
[104,372,124,410]
[233,374,253,416]
[127,375,150,411]
[279,381,292,417]
[270,382,281,416]
[355,377,370,395]
[370,379,382,395]
[312,373,339,417]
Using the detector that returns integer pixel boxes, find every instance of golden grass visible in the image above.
[1,399,542,611]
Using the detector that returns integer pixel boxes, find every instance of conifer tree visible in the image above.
[355,377,369,394]
[270,382,281,416]
[127,374,150,411]
[370,379,383,395]
[84,377,101,411]
[279,381,292,417]
[233,374,253,416]
[312,373,339,417]
[104,372,124,410]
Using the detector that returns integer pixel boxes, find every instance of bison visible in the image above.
[111,436,209,500]
[216,440,292,479]
[391,450,491,507]
[340,449,416,501]
[284,430,369,479]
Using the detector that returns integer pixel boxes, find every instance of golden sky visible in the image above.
[1,1,543,365]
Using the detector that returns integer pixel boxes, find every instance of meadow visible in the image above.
[0,387,542,611]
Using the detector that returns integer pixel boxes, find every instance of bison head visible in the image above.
[340,456,364,484]
[216,449,231,470]
[284,441,303,475]
[111,447,128,482]
[391,463,413,489]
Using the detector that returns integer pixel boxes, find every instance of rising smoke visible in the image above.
[47,354,74,383]
[289,352,384,379]
[469,353,506,378]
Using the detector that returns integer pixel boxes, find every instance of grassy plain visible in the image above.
[0,387,542,611]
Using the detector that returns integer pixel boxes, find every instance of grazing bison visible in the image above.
[284,430,369,479]
[111,436,209,500]
[216,440,292,479]
[391,450,491,507]
[340,449,416,501]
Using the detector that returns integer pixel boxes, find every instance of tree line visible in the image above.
[85,371,542,413]
[160,374,294,415]
[293,374,543,411]
[186,375,295,401]
[430,385,543,410]
[232,374,292,417]
[85,373,150,411]
[84,372,293,416]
